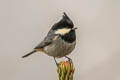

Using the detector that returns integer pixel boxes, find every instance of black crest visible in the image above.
[52,12,74,30]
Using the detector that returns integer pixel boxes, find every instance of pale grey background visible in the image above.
[0,0,120,80]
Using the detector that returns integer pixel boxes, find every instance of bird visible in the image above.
[22,12,77,66]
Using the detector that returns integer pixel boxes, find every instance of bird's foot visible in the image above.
[54,57,59,67]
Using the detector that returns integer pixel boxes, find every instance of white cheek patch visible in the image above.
[55,28,71,35]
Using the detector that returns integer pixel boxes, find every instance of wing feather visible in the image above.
[34,30,59,49]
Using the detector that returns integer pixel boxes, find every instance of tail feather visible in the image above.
[22,50,36,58]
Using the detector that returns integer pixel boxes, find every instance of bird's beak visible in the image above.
[72,27,77,30]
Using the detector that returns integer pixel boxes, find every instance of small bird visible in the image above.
[22,12,77,65]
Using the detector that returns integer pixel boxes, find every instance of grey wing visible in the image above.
[34,30,58,49]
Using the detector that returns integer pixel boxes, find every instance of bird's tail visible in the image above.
[22,50,37,58]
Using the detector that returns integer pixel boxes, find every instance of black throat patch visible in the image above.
[61,30,76,43]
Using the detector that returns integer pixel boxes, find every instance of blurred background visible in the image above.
[0,0,120,80]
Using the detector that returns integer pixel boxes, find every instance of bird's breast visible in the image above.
[43,38,76,58]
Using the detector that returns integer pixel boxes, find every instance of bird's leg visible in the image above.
[54,57,58,67]
[65,56,73,63]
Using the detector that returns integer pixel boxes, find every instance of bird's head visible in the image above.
[52,12,75,30]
